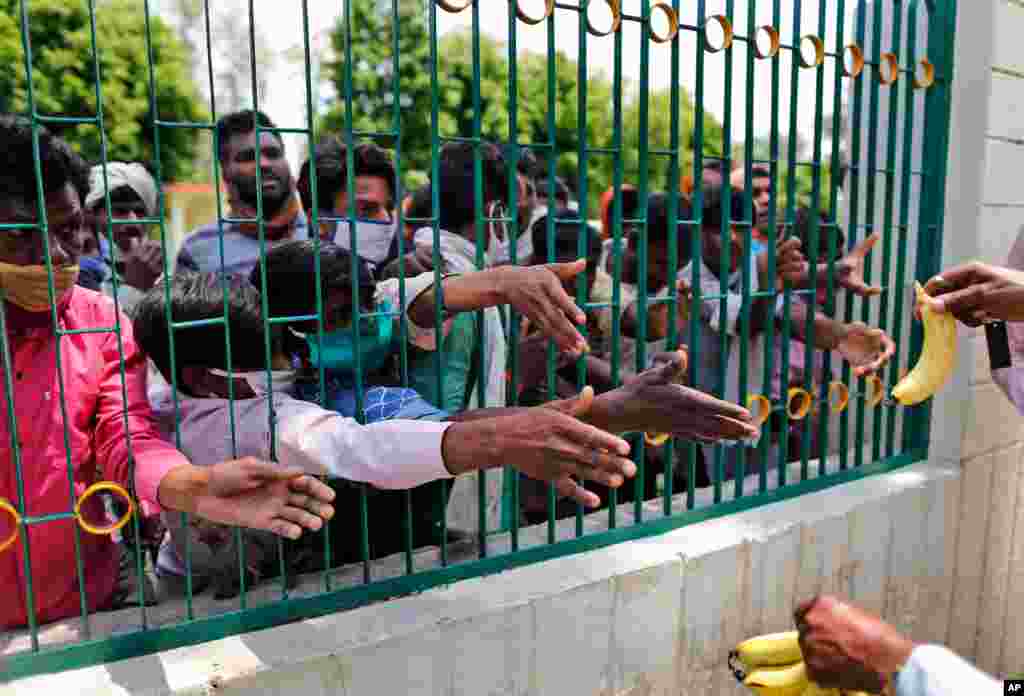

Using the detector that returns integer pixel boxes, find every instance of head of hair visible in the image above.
[406,184,433,223]
[516,147,540,180]
[701,186,745,231]
[530,209,602,268]
[215,109,279,163]
[0,114,89,214]
[133,272,271,395]
[296,137,396,215]
[644,192,693,248]
[250,239,376,325]
[436,141,508,232]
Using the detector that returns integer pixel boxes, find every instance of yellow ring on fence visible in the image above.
[0,498,22,555]
[787,388,813,420]
[878,52,900,85]
[828,381,850,414]
[703,15,734,53]
[913,58,935,89]
[435,0,472,13]
[843,43,865,78]
[798,34,826,68]
[866,375,886,407]
[753,26,781,59]
[645,432,671,447]
[516,0,554,25]
[586,0,622,37]
[649,2,679,44]
[75,482,135,536]
[747,394,772,427]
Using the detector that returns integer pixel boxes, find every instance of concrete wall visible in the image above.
[8,2,1024,694]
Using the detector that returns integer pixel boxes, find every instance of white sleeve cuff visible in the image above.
[895,645,1000,696]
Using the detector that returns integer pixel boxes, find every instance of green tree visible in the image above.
[323,0,725,216]
[0,0,203,181]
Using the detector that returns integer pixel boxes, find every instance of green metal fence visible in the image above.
[0,0,956,680]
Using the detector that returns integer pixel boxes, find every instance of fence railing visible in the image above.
[0,0,955,681]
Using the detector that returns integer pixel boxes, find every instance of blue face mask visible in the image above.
[292,300,395,375]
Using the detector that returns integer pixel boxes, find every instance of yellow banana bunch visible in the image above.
[733,631,803,669]
[743,662,809,696]
[892,282,957,405]
[731,632,880,696]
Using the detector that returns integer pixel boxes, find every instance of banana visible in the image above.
[733,631,803,670]
[892,282,957,406]
[743,661,809,696]
[800,684,839,696]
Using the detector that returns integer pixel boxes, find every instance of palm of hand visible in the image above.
[838,327,881,370]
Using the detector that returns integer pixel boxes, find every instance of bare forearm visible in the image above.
[786,302,845,350]
[408,271,503,328]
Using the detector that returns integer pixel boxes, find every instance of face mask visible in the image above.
[331,218,396,266]
[0,263,80,313]
[291,300,395,374]
[208,368,296,397]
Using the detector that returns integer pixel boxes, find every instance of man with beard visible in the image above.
[177,110,307,277]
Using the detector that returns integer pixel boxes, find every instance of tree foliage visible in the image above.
[0,0,203,181]
[324,0,727,216]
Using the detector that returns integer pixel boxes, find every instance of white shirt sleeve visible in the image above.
[376,272,457,351]
[894,645,1001,696]
[702,276,744,338]
[272,397,454,489]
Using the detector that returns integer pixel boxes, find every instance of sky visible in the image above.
[153,1,885,173]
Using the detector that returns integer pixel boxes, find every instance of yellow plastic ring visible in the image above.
[586,0,622,37]
[516,0,554,25]
[753,26,781,59]
[913,58,935,89]
[828,381,850,414]
[75,482,135,536]
[645,432,671,447]
[787,388,813,420]
[649,2,679,44]
[703,15,734,53]
[866,375,885,408]
[843,43,865,78]
[0,498,22,555]
[436,0,472,12]
[798,34,826,68]
[747,394,772,427]
[878,52,900,85]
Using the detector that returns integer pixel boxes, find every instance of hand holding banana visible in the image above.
[891,282,958,405]
[729,631,877,696]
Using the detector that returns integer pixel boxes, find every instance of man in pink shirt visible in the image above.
[0,115,336,629]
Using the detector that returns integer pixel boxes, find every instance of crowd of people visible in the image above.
[3,101,1018,694]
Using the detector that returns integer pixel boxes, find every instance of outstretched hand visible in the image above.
[496,260,590,355]
[837,321,896,377]
[190,459,336,540]
[613,351,759,442]
[835,232,883,297]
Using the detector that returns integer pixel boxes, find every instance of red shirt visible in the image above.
[0,287,187,628]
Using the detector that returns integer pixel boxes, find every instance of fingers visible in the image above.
[286,474,337,505]
[268,519,304,541]
[793,595,821,628]
[277,504,325,533]
[850,232,880,259]
[550,258,587,283]
[287,491,335,521]
[555,477,602,509]
[839,274,883,297]
[931,281,990,317]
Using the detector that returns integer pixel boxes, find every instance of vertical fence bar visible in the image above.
[17,0,90,641]
[506,0,521,554]
[543,2,559,545]
[662,0,682,516]
[779,0,804,481]
[876,1,904,463]
[575,0,591,540]
[799,0,826,476]
[856,0,884,470]
[634,0,652,522]
[889,2,919,457]
[740,0,759,500]
[840,0,868,470]
[818,0,847,471]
